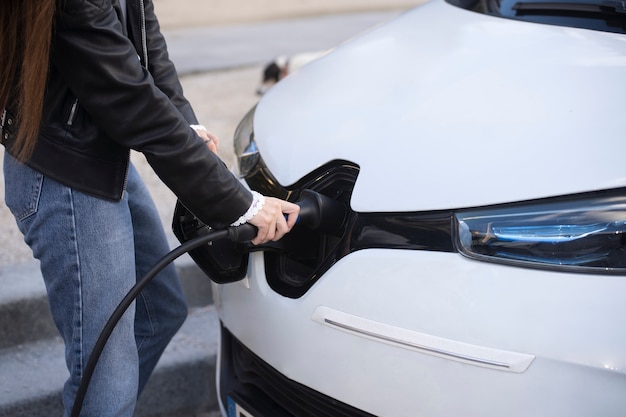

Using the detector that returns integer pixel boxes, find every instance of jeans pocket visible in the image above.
[3,153,44,221]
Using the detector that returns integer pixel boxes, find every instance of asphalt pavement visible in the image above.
[164,10,404,74]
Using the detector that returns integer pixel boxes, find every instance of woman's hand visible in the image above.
[191,125,220,154]
[248,197,300,245]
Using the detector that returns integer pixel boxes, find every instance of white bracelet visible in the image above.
[190,124,208,132]
[230,191,266,227]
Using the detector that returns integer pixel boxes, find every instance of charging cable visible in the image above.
[70,189,348,416]
[70,224,257,417]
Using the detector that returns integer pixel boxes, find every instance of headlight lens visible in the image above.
[233,105,260,178]
[455,194,626,274]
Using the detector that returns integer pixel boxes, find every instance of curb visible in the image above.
[0,256,213,349]
[0,306,220,417]
[0,257,218,417]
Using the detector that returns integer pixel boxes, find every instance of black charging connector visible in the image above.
[228,189,348,239]
[296,189,348,236]
[226,222,258,242]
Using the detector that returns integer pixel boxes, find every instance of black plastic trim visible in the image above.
[173,157,626,299]
[251,160,456,298]
[219,324,377,417]
[173,160,457,296]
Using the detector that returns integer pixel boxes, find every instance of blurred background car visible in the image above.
[174,0,626,415]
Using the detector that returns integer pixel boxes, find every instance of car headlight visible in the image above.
[233,105,260,178]
[455,193,626,274]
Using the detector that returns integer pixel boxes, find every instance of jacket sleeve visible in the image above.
[52,0,252,227]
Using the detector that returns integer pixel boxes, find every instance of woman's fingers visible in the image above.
[248,197,300,245]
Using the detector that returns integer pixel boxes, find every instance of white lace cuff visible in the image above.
[230,191,265,227]
[190,124,208,132]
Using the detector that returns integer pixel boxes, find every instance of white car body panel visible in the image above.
[217,250,626,416]
[255,0,626,212]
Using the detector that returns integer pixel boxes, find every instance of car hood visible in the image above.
[254,0,626,212]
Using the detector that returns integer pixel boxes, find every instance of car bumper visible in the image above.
[215,249,626,417]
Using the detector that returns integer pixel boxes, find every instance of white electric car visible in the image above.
[174,0,626,415]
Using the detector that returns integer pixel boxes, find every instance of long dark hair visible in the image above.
[0,0,56,161]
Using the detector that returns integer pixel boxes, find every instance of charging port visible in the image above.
[172,160,359,294]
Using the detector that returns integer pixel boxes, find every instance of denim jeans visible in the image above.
[3,153,188,417]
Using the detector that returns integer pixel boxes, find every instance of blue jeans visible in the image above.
[4,153,188,417]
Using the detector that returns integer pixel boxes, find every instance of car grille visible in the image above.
[219,325,376,417]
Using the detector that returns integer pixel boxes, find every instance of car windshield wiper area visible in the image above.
[449,0,626,32]
[492,0,626,33]
[512,0,626,15]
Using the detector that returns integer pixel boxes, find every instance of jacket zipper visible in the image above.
[139,0,148,68]
[67,98,79,126]
[123,0,147,194]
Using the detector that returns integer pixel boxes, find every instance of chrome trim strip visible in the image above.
[312,306,535,373]
[324,318,511,369]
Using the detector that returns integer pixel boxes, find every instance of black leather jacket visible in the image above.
[1,0,252,228]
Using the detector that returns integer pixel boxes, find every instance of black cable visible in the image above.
[70,224,256,417]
